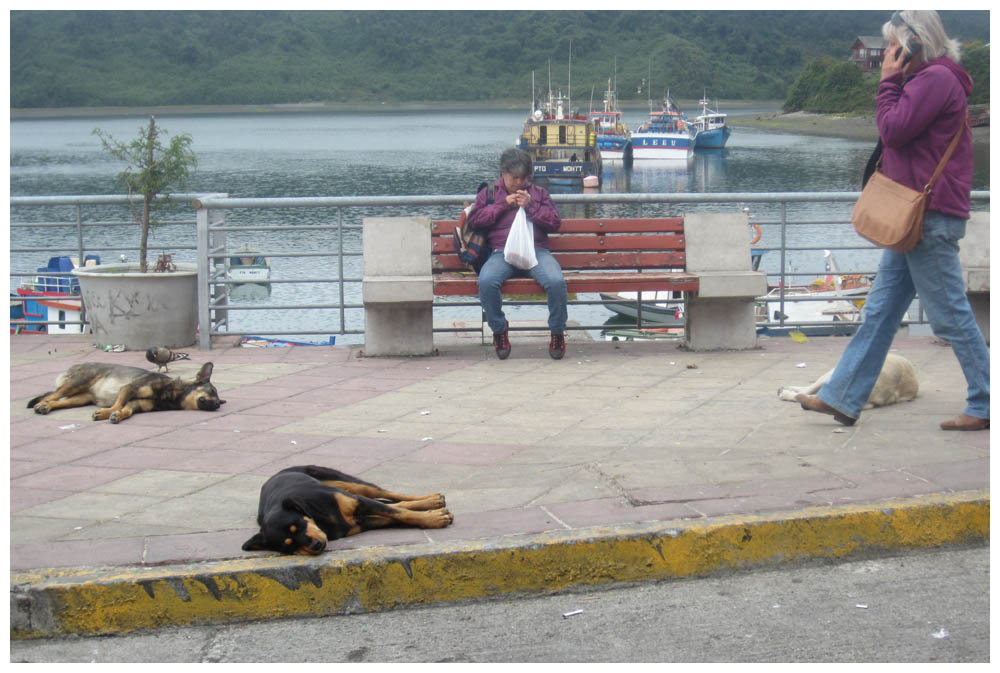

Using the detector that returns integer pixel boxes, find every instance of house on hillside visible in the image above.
[850,36,887,72]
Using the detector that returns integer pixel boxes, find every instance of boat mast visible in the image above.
[567,38,572,116]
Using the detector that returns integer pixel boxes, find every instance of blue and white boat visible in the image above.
[11,255,99,335]
[590,79,632,164]
[631,93,697,160]
[692,95,731,149]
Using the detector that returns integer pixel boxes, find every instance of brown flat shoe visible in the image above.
[795,394,856,427]
[940,414,990,431]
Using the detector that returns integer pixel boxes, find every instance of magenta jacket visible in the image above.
[466,179,561,251]
[876,57,973,219]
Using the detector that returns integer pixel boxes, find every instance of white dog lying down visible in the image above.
[778,353,919,409]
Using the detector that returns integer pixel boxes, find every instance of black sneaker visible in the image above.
[549,332,566,360]
[493,322,511,360]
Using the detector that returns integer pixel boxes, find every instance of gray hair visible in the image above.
[883,10,962,63]
[500,148,532,177]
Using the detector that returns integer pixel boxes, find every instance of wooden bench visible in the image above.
[361,213,764,355]
[430,217,700,298]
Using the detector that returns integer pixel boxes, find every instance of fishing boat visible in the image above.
[227,249,271,286]
[601,251,873,337]
[518,88,602,187]
[692,95,731,149]
[756,250,871,336]
[600,291,685,327]
[10,255,99,334]
[631,92,697,160]
[590,78,632,164]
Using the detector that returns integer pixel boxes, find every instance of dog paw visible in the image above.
[109,411,121,424]
[427,508,454,528]
[427,493,446,509]
[33,403,50,415]
[93,408,111,421]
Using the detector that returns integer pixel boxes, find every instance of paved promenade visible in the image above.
[10,329,989,638]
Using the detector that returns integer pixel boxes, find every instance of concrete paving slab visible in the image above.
[8,333,989,638]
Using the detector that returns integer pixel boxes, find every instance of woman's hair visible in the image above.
[882,10,962,63]
[500,148,532,177]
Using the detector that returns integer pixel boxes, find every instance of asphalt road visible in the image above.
[11,545,989,663]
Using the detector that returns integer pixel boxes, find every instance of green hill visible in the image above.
[10,10,990,109]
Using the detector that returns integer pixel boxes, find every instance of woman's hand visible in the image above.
[882,38,916,80]
[512,190,532,208]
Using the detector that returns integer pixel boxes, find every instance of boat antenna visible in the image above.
[613,54,617,97]
[589,84,595,115]
[531,70,535,115]
[548,59,552,108]
[647,60,652,112]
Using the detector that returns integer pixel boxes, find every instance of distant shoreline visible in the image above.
[732,110,989,151]
[11,102,987,150]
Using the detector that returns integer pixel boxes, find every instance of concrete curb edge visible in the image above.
[11,490,989,639]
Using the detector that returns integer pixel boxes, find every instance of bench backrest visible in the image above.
[431,217,686,273]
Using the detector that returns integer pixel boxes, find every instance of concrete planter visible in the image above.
[73,263,198,350]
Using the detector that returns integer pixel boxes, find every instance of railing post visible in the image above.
[76,204,84,265]
[196,204,212,350]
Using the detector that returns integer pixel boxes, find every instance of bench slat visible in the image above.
[433,271,699,297]
[432,250,687,272]
[431,233,685,254]
[431,217,684,236]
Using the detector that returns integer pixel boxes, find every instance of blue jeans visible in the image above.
[478,248,568,334]
[818,210,990,420]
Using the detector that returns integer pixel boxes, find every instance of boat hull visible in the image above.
[694,126,731,149]
[531,160,601,183]
[631,133,695,159]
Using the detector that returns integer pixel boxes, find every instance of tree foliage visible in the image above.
[784,39,990,114]
[963,42,990,105]
[10,10,989,108]
[94,117,197,272]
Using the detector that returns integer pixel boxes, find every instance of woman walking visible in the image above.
[797,10,989,430]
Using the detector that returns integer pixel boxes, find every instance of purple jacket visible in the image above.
[876,57,973,219]
[466,179,561,251]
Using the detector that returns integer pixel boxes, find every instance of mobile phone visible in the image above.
[896,39,922,65]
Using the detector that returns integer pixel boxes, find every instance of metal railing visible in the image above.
[10,191,990,346]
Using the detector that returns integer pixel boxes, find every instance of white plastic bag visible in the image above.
[503,207,537,270]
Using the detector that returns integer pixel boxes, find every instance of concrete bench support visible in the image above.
[683,212,768,351]
[362,217,434,356]
[959,210,989,344]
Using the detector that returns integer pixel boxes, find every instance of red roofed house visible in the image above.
[850,36,887,72]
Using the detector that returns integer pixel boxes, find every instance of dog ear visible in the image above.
[242,532,269,551]
[282,497,308,515]
[195,362,214,383]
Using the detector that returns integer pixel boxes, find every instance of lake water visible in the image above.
[9,106,989,341]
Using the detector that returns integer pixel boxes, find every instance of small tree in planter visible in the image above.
[94,116,197,272]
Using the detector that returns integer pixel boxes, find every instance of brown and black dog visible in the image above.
[27,361,225,424]
[242,465,453,555]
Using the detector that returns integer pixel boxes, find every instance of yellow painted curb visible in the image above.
[11,491,988,639]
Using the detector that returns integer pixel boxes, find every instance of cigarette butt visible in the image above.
[562,610,583,619]
[856,603,869,609]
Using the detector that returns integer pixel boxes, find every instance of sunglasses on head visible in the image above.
[890,10,917,35]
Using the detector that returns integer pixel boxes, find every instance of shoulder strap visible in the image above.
[923,121,966,193]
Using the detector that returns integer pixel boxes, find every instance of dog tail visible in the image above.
[27,392,50,409]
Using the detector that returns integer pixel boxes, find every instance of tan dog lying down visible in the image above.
[778,353,918,409]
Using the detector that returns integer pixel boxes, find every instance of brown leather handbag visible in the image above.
[852,123,965,252]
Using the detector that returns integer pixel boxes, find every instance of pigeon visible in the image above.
[145,347,190,372]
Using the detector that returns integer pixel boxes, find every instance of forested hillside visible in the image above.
[10,10,990,109]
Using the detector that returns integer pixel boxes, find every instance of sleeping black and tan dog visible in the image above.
[242,465,453,555]
[27,361,225,424]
